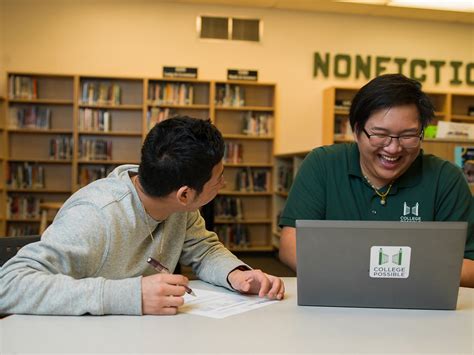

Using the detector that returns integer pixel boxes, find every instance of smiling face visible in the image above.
[354,104,422,188]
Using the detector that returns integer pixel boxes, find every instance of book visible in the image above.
[7,162,45,189]
[148,82,194,105]
[49,136,73,160]
[79,138,112,160]
[454,146,474,183]
[9,75,38,99]
[81,81,122,105]
[215,84,245,107]
[11,107,51,129]
[79,109,111,132]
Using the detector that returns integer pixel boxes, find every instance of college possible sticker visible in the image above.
[369,246,411,279]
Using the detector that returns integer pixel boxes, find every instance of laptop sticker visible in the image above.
[369,246,411,278]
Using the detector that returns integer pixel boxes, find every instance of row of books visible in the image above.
[81,82,122,105]
[50,136,73,160]
[215,84,245,107]
[214,224,249,248]
[9,75,38,99]
[148,82,194,105]
[235,168,270,192]
[334,116,352,136]
[6,163,118,190]
[147,108,176,130]
[9,106,51,129]
[78,109,111,132]
[277,164,293,193]
[334,99,352,110]
[78,166,116,186]
[7,225,39,237]
[242,112,273,136]
[79,138,113,160]
[454,146,474,183]
[223,142,243,164]
[7,196,41,219]
[214,196,243,220]
[7,163,45,189]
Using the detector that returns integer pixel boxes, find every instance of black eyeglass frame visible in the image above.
[361,127,424,148]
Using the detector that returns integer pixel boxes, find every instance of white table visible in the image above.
[1,278,473,354]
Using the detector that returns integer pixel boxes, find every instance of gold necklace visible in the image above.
[144,213,155,242]
[363,175,394,206]
[144,211,165,256]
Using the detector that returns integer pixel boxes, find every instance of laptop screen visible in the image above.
[296,220,467,310]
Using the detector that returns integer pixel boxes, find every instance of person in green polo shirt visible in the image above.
[279,74,474,287]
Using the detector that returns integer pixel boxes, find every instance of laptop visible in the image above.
[296,220,467,310]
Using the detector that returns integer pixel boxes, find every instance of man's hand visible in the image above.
[227,269,285,300]
[141,273,189,315]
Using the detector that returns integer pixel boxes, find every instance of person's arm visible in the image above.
[279,226,297,272]
[179,210,250,288]
[179,211,285,298]
[278,150,327,270]
[461,259,474,287]
[0,204,141,315]
[434,161,474,288]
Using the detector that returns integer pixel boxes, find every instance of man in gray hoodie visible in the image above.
[0,116,284,315]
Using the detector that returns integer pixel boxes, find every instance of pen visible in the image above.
[147,256,197,297]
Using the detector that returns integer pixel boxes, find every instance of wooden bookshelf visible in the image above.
[272,151,309,249]
[322,86,358,145]
[323,87,474,145]
[422,138,474,194]
[5,74,75,236]
[451,93,474,123]
[2,74,279,251]
[212,81,275,252]
[144,78,212,137]
[424,91,450,124]
[76,76,143,190]
[0,96,6,235]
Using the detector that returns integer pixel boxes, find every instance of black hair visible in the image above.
[349,73,435,134]
[138,116,224,197]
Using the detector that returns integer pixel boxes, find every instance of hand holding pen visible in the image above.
[147,257,196,297]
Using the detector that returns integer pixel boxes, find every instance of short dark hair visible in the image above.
[138,116,224,197]
[349,74,435,134]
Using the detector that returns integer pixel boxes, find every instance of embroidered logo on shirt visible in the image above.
[400,202,421,222]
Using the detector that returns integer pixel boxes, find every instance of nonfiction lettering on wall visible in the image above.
[313,52,474,86]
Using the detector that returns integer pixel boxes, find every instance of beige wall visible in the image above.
[1,0,473,153]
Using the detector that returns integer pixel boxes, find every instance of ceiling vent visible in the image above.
[198,16,261,42]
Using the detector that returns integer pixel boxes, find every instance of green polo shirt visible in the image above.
[279,143,474,259]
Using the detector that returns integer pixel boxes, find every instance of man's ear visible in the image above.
[176,186,195,206]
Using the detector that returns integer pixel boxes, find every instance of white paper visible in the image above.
[181,288,278,319]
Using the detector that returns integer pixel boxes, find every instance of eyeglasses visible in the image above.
[362,127,423,148]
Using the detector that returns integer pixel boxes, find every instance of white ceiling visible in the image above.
[164,0,474,24]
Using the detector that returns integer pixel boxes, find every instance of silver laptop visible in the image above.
[296,220,467,310]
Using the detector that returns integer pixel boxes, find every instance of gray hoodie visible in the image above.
[0,165,245,315]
